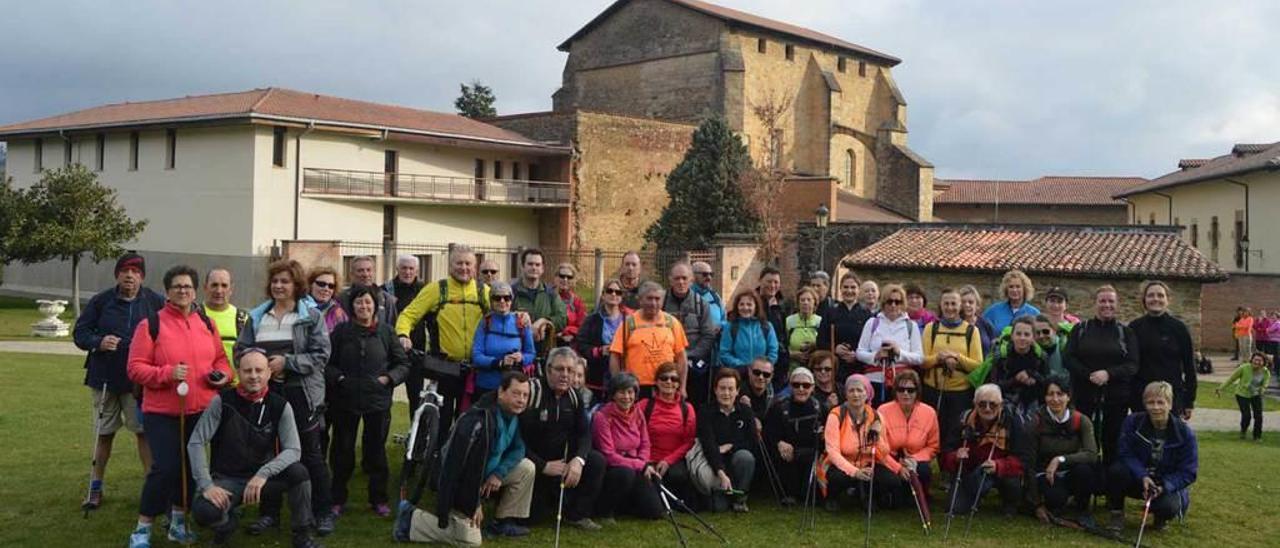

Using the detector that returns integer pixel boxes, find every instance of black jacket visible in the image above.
[387,278,427,350]
[1065,318,1140,406]
[816,301,874,366]
[1129,313,1196,411]
[991,347,1047,408]
[434,392,499,528]
[763,397,823,451]
[326,321,410,414]
[740,383,775,421]
[577,310,622,391]
[518,377,592,474]
[697,402,758,473]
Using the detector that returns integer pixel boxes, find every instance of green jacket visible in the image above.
[511,280,568,332]
[1220,363,1271,398]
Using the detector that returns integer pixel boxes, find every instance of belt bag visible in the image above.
[421,353,466,380]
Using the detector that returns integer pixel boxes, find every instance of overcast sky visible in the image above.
[2,0,1276,180]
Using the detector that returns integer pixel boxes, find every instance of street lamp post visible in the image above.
[815,203,830,275]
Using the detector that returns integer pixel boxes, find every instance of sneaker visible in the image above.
[246,515,280,536]
[393,501,414,542]
[372,503,392,517]
[1076,514,1099,530]
[566,517,602,531]
[489,520,530,537]
[732,501,749,513]
[292,531,325,548]
[166,522,199,545]
[82,489,103,510]
[128,527,150,548]
[315,513,336,537]
[1107,511,1125,532]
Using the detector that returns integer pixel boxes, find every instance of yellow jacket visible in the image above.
[922,320,984,391]
[396,277,490,361]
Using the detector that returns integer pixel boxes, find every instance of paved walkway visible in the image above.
[0,340,81,355]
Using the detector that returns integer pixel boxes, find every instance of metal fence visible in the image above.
[303,168,571,206]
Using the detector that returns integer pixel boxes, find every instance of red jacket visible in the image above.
[643,396,697,465]
[560,289,586,339]
[127,304,231,415]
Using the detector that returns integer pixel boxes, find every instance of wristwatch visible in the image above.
[1056,456,1067,465]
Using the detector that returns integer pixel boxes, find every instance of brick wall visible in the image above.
[1201,273,1280,350]
[848,268,1207,347]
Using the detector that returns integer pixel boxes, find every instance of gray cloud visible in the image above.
[2,0,1276,180]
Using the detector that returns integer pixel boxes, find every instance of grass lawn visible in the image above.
[2,351,1277,547]
[0,295,72,341]
[1197,381,1278,412]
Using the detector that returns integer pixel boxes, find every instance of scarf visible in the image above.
[940,317,964,329]
[237,382,269,403]
[964,409,1009,451]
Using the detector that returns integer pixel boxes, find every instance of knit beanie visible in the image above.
[114,252,145,277]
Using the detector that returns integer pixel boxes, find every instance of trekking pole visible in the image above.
[942,436,970,541]
[963,445,997,539]
[554,442,569,548]
[1134,491,1155,548]
[905,463,931,535]
[657,478,689,548]
[864,430,879,548]
[658,481,728,544]
[176,380,191,538]
[82,382,109,517]
[753,432,786,506]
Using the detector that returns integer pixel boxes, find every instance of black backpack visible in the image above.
[147,306,216,342]
[643,396,691,428]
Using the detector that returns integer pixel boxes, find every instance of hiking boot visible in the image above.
[82,489,103,510]
[372,503,392,517]
[393,501,414,542]
[246,515,280,535]
[315,513,336,537]
[566,517,602,531]
[127,526,150,548]
[166,521,198,545]
[292,531,324,548]
[1107,511,1125,532]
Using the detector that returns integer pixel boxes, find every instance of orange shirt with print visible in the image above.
[609,312,689,385]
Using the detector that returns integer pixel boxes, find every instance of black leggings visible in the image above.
[596,466,663,519]
[262,423,331,518]
[329,409,391,506]
[1237,395,1264,439]
[1036,463,1097,513]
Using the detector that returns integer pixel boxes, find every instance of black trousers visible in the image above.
[139,412,201,517]
[686,371,711,407]
[329,409,392,506]
[528,450,607,523]
[1105,461,1184,520]
[596,466,663,519]
[948,467,1022,514]
[1237,395,1264,439]
[1036,462,1096,513]
[193,463,313,534]
[773,446,817,499]
[923,385,973,449]
[262,423,331,518]
[826,465,902,509]
[1076,396,1128,464]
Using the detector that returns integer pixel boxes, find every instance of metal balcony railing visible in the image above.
[302,168,570,207]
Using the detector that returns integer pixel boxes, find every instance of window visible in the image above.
[383,205,397,241]
[1210,216,1220,262]
[64,139,73,166]
[844,149,855,190]
[33,138,43,172]
[474,158,487,200]
[1235,210,1246,269]
[769,129,783,169]
[272,126,287,167]
[416,254,433,281]
[859,61,867,77]
[1173,217,1180,228]
[164,129,176,169]
[95,134,106,171]
[494,160,504,180]
[512,162,521,180]
[528,163,540,181]
[838,57,847,73]
[785,44,795,61]
[1148,212,1156,225]
[384,150,399,195]
[757,38,767,53]
[128,132,139,171]
[1190,221,1198,248]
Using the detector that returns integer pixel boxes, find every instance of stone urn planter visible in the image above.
[32,299,71,338]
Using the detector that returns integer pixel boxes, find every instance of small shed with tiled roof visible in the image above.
[838,225,1226,346]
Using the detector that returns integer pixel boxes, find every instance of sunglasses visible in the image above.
[695,271,713,277]
[896,386,918,394]
[481,269,498,275]
[751,370,773,379]
[975,401,1000,410]
[657,375,680,383]
[558,274,574,280]
[1036,329,1054,336]
[884,299,904,305]
[791,382,813,389]
[492,294,513,302]
[313,280,335,289]
[814,367,834,372]
[604,288,624,296]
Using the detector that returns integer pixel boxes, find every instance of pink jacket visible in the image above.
[127,304,232,415]
[592,402,650,470]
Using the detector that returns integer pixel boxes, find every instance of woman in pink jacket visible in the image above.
[591,372,663,522]
[126,265,231,548]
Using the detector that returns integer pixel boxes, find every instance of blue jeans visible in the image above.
[139,412,201,517]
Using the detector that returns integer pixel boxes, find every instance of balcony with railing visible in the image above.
[302,168,571,208]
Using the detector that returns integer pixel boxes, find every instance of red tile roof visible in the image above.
[835,190,911,223]
[934,176,1147,206]
[559,0,901,66]
[1118,141,1280,197]
[0,88,564,151]
[843,227,1226,281]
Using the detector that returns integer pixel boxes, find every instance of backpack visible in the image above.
[619,312,678,361]
[426,279,489,355]
[528,377,580,410]
[643,396,691,428]
[927,322,975,353]
[728,319,774,351]
[868,316,916,346]
[147,306,216,342]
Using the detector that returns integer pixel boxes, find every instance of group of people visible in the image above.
[74,247,1204,547]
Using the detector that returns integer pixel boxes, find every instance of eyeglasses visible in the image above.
[975,401,1000,409]
[558,274,574,280]
[884,299,904,306]
[1036,329,1053,336]
[481,269,498,275]
[695,271,713,277]
[491,295,513,302]
[791,382,813,390]
[169,284,195,291]
[751,369,773,379]
[657,375,680,383]
[604,288,624,296]
[896,386,918,394]
[814,367,833,372]
[313,280,335,289]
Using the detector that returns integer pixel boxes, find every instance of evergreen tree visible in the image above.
[0,175,26,265]
[454,80,497,118]
[645,117,760,251]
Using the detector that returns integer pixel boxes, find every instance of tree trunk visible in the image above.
[72,253,81,318]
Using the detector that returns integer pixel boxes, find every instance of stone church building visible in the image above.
[494,0,934,252]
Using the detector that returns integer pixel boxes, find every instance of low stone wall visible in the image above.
[1201,273,1280,351]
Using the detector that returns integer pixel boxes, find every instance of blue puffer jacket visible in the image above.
[470,312,535,390]
[74,286,165,393]
[718,317,778,369]
[1117,412,1198,497]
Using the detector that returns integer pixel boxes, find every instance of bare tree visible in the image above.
[742,89,794,263]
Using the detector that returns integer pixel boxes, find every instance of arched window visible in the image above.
[844,149,856,190]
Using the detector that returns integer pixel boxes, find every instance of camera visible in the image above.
[207,370,226,384]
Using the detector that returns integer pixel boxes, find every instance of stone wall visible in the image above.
[935,204,1129,225]
[1201,273,1280,350]
[847,268,1207,347]
[875,134,933,221]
